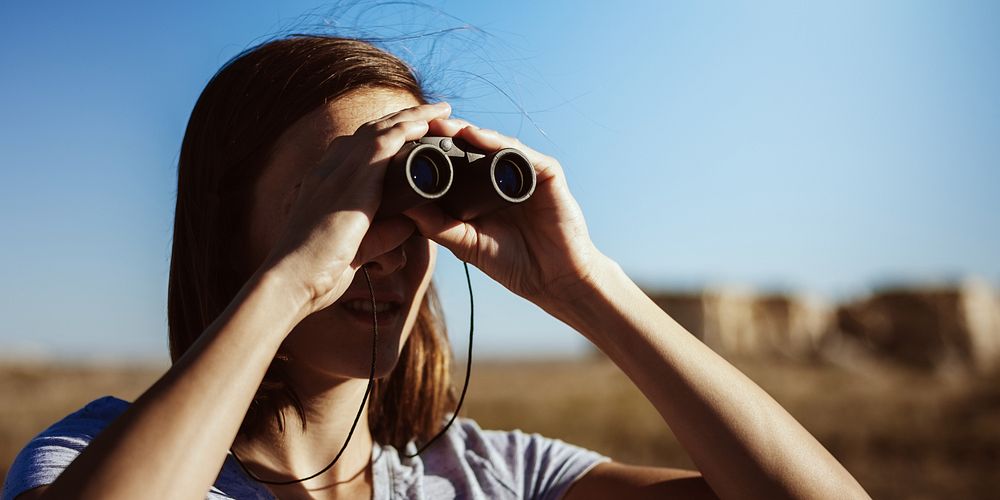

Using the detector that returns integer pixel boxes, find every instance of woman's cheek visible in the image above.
[399,238,435,338]
[408,237,436,289]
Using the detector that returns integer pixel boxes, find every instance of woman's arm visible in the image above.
[27,102,451,500]
[405,120,870,500]
[543,254,871,500]
[39,267,307,500]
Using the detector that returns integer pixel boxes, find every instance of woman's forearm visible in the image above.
[542,254,870,500]
[43,267,309,500]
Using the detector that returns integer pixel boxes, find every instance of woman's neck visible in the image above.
[233,375,376,498]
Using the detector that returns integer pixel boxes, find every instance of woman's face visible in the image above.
[244,88,436,382]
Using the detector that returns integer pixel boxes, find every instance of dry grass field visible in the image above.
[1,356,998,499]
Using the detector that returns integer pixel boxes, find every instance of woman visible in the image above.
[1,35,869,500]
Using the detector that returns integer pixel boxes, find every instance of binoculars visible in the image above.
[377,136,537,221]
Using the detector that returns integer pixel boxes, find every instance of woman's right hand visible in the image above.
[259,101,452,319]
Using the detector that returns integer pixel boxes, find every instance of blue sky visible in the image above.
[1,1,998,360]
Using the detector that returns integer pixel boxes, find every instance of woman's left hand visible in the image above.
[402,118,605,307]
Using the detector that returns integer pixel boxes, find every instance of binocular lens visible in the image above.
[407,151,449,196]
[380,137,534,220]
[410,155,440,193]
[494,157,528,199]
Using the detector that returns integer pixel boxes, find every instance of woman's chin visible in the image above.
[282,301,415,381]
[290,346,403,383]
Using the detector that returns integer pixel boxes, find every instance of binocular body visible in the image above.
[378,136,536,221]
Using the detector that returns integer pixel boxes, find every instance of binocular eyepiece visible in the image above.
[377,136,536,221]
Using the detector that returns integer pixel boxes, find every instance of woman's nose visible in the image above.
[362,244,407,277]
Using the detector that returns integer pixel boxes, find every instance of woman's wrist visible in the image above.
[537,250,631,340]
[253,257,326,329]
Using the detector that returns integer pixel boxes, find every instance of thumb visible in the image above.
[403,203,478,263]
[352,216,416,268]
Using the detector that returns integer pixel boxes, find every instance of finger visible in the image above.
[453,126,512,153]
[427,117,477,137]
[454,127,563,180]
[309,120,437,215]
[363,101,451,132]
[402,203,478,263]
[374,119,433,151]
[352,216,416,267]
[312,118,429,180]
[355,120,433,168]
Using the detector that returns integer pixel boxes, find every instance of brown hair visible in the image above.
[167,35,455,447]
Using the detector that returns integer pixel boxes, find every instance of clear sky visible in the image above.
[1,1,998,360]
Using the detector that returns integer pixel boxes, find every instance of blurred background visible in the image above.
[1,1,998,498]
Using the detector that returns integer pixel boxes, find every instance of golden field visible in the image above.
[1,356,998,499]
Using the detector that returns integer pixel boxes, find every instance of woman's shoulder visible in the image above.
[1,396,269,500]
[442,417,607,468]
[1,396,130,500]
[13,394,130,456]
[374,417,609,500]
[45,395,131,431]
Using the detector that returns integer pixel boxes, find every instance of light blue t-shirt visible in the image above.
[2,396,608,499]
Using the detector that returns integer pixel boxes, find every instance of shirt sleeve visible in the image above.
[478,424,611,500]
[1,396,128,500]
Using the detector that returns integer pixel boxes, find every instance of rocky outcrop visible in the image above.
[646,280,1000,373]
[834,280,1000,373]
[650,288,832,358]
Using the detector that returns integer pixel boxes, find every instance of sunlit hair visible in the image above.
[166,35,455,447]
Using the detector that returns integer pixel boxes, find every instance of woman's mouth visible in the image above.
[338,299,403,325]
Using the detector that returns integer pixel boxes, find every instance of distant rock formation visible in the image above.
[645,279,1000,373]
[834,279,1000,373]
[650,288,831,359]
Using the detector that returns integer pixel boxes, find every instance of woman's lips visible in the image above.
[336,282,407,328]
[337,298,404,327]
